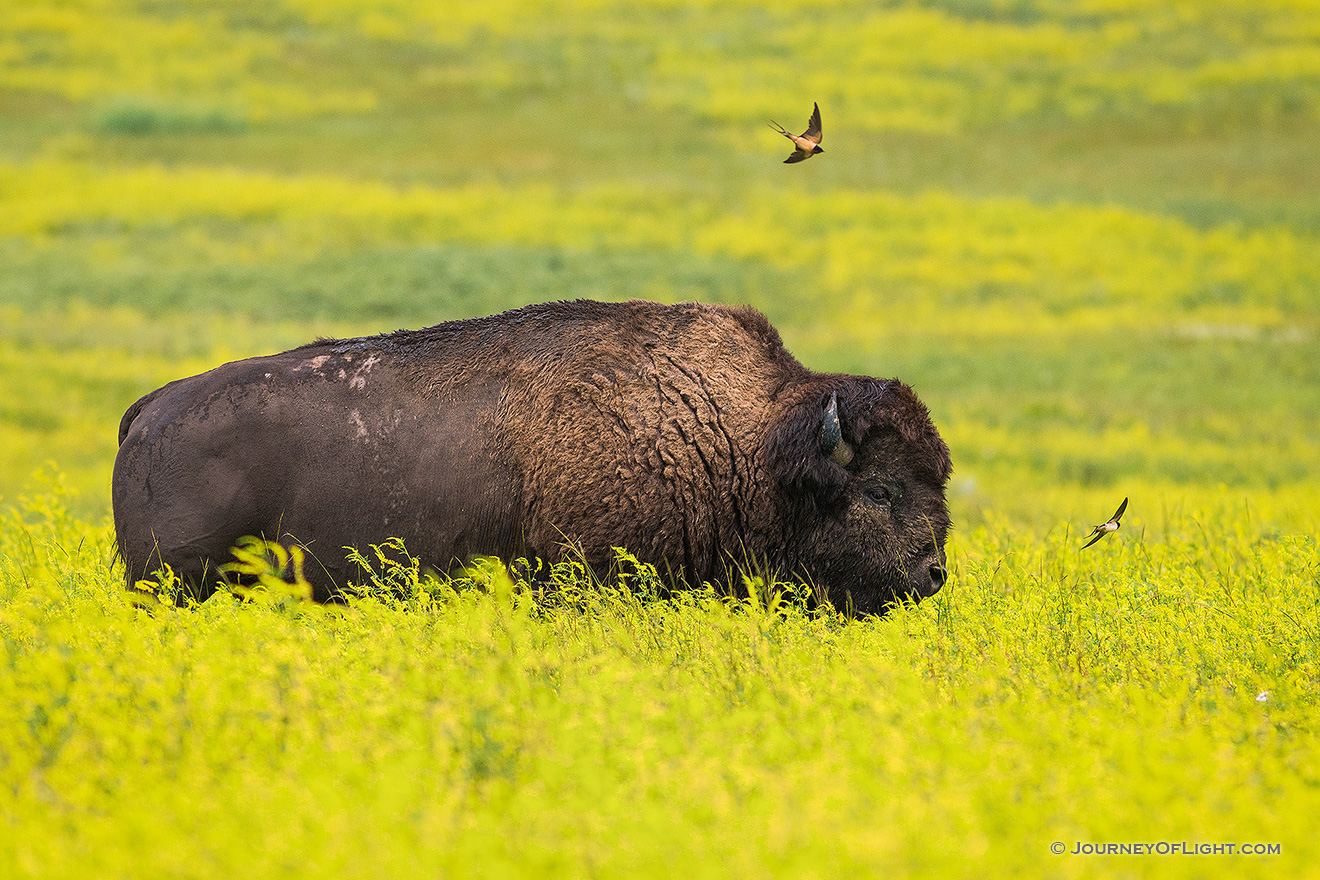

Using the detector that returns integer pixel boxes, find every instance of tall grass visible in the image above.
[2,490,1316,877]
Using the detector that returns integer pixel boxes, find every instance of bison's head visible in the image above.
[768,377,952,616]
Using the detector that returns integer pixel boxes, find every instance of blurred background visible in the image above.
[1,0,1317,534]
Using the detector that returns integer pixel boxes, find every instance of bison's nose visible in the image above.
[927,563,948,594]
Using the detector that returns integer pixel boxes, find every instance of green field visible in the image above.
[2,1,1318,876]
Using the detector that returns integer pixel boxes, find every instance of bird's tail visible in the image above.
[767,120,790,137]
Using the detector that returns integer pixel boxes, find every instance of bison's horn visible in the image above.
[819,392,854,466]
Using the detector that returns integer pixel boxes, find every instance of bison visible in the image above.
[113,299,952,614]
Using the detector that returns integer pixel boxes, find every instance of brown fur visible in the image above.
[113,300,952,614]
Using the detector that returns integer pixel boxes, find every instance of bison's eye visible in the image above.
[864,486,893,507]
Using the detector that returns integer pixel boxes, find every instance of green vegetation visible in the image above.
[1,0,1317,876]
[4,486,1315,877]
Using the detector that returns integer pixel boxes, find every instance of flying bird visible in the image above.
[769,102,824,164]
[1081,497,1128,549]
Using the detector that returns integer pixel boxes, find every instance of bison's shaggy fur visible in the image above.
[114,300,952,614]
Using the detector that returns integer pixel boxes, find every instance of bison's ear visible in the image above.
[767,389,854,502]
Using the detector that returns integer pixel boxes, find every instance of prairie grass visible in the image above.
[1,0,1318,875]
[2,489,1315,878]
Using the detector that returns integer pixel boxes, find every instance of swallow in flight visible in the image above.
[1081,497,1128,549]
[769,102,824,164]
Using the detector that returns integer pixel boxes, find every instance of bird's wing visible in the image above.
[1110,497,1128,524]
[802,102,822,143]
[784,150,808,164]
[1081,530,1106,549]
